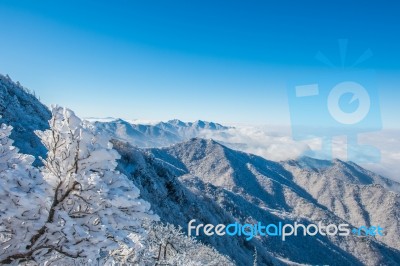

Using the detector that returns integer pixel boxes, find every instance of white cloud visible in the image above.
[199,126,310,161]
[198,126,400,183]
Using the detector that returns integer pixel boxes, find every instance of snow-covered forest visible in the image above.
[0,105,232,265]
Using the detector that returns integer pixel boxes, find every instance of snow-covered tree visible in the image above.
[0,121,47,264]
[0,107,156,264]
[107,222,234,266]
[253,247,258,266]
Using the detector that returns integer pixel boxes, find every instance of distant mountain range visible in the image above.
[93,118,229,148]
[1,75,399,265]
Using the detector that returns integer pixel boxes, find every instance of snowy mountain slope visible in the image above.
[284,157,400,251]
[112,140,277,265]
[113,138,400,265]
[291,157,400,192]
[94,118,229,148]
[0,74,51,163]
[153,139,400,265]
[114,139,361,265]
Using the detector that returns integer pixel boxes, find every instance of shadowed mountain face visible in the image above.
[0,75,51,164]
[113,138,400,265]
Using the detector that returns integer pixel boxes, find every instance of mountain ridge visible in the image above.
[119,137,400,265]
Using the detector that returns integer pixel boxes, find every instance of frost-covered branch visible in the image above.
[105,222,234,266]
[0,107,157,264]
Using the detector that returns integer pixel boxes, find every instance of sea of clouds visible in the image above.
[198,125,400,182]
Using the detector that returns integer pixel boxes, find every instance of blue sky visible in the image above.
[0,0,399,127]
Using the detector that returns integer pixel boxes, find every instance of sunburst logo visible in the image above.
[317,40,373,125]
[287,39,382,163]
